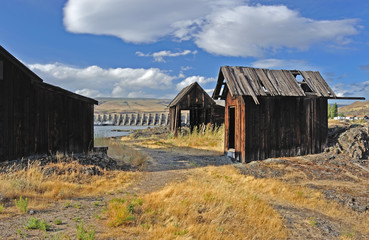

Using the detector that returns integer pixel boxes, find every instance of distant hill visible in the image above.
[338,100,369,116]
[95,98,171,114]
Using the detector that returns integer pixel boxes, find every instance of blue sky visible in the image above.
[1,0,369,102]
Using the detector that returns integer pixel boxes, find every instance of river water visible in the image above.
[94,125,149,138]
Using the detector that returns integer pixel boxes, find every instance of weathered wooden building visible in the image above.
[212,66,363,163]
[0,46,98,161]
[169,82,224,133]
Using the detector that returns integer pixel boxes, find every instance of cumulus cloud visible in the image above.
[331,81,369,98]
[28,63,176,98]
[176,75,216,90]
[136,49,197,62]
[75,89,104,98]
[195,5,358,57]
[64,0,359,57]
[63,0,243,43]
[251,58,313,70]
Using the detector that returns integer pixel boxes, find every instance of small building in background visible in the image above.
[168,82,224,133]
[212,66,364,163]
[0,46,98,161]
[357,115,368,120]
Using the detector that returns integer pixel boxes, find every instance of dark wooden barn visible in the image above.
[0,46,98,161]
[212,66,363,163]
[169,82,224,133]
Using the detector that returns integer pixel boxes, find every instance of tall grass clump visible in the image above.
[0,158,137,205]
[14,196,28,213]
[168,124,224,152]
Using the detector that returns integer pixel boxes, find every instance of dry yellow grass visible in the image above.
[0,145,143,215]
[167,124,224,152]
[0,161,137,201]
[125,124,225,154]
[102,166,288,239]
[102,165,369,239]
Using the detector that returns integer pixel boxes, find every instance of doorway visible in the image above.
[229,107,235,149]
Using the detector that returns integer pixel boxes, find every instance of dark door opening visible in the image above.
[229,107,235,149]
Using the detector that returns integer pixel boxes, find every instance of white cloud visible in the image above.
[64,0,359,57]
[176,75,216,90]
[331,81,369,98]
[195,5,358,57]
[204,88,214,96]
[63,0,243,43]
[28,63,176,98]
[251,58,313,70]
[75,88,104,98]
[136,49,197,62]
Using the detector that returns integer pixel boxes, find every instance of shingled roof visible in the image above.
[212,66,337,104]
[168,82,215,107]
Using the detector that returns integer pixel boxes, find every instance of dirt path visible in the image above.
[126,147,231,194]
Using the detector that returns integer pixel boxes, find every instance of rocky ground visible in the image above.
[0,123,368,239]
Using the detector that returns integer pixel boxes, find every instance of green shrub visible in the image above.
[54,219,62,225]
[76,221,95,240]
[107,197,143,227]
[25,217,50,231]
[14,196,28,213]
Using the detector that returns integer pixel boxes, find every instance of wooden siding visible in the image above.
[224,93,327,163]
[0,49,95,161]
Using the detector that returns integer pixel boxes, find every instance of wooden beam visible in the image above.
[329,97,366,100]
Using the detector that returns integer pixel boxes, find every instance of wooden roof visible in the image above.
[0,45,98,105]
[212,66,337,104]
[168,82,215,107]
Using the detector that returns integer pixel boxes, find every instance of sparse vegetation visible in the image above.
[75,221,95,240]
[0,204,4,214]
[14,196,28,213]
[24,217,50,231]
[106,196,143,227]
[54,219,62,225]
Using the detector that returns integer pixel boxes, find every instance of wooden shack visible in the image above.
[212,66,363,163]
[0,46,98,161]
[169,82,224,133]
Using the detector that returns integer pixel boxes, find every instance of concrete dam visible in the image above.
[94,112,190,126]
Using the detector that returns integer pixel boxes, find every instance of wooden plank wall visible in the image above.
[0,54,94,161]
[211,105,225,126]
[225,94,327,163]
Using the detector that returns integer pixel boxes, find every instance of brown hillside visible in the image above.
[95,98,171,114]
[338,100,369,116]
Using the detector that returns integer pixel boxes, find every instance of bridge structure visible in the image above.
[94,112,190,126]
